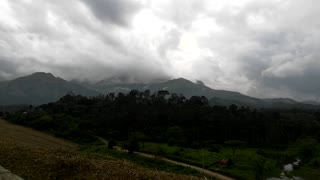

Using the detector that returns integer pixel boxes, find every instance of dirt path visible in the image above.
[135,152,234,180]
[97,137,235,180]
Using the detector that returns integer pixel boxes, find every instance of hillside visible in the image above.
[0,119,200,180]
[0,119,78,149]
[0,72,99,105]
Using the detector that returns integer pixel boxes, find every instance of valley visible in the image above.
[1,73,320,179]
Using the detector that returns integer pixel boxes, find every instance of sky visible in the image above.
[0,0,320,101]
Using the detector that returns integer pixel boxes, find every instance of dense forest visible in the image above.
[3,90,320,149]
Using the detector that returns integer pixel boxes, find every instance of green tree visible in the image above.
[224,140,246,156]
[128,135,140,154]
[29,114,53,130]
[166,126,185,146]
[135,132,147,148]
[295,137,318,162]
[108,138,117,149]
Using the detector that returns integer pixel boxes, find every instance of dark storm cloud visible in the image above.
[1,0,320,101]
[0,57,16,73]
[0,0,171,83]
[82,0,141,26]
[0,57,17,80]
[150,0,206,29]
[187,0,320,101]
[263,71,320,96]
[0,56,50,80]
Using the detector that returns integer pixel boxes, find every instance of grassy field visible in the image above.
[0,119,78,150]
[81,144,204,178]
[140,142,282,180]
[0,119,202,179]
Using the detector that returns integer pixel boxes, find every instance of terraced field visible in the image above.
[0,119,201,180]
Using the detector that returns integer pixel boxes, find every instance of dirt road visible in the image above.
[97,137,235,180]
[137,152,234,180]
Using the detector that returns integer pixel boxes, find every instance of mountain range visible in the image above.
[0,72,318,109]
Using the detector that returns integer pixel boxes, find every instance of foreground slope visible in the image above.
[0,119,200,180]
[0,119,78,150]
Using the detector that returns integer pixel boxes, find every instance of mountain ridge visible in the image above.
[0,72,318,109]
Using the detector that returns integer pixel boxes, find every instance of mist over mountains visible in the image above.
[0,72,318,109]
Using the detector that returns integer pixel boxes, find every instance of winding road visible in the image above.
[97,137,235,180]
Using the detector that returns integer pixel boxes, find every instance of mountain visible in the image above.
[91,77,265,107]
[0,72,99,105]
[89,77,318,108]
[0,72,318,108]
[301,101,320,106]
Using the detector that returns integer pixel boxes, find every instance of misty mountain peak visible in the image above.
[26,72,56,79]
[1,72,98,105]
[264,98,298,104]
[196,80,205,86]
[12,72,65,83]
[169,78,193,84]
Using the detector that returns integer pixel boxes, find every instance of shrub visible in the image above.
[168,138,176,146]
[120,141,129,150]
[224,140,247,156]
[309,157,320,168]
[295,138,318,162]
[108,139,117,149]
[207,144,223,153]
[128,136,139,153]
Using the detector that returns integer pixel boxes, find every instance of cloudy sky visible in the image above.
[0,0,320,101]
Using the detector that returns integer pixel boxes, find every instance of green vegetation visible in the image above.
[290,138,320,179]
[140,142,281,180]
[224,140,246,156]
[3,90,320,179]
[80,144,204,177]
[292,166,320,179]
[139,139,320,179]
[6,91,320,147]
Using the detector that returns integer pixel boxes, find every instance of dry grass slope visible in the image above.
[0,120,200,180]
[0,119,78,150]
